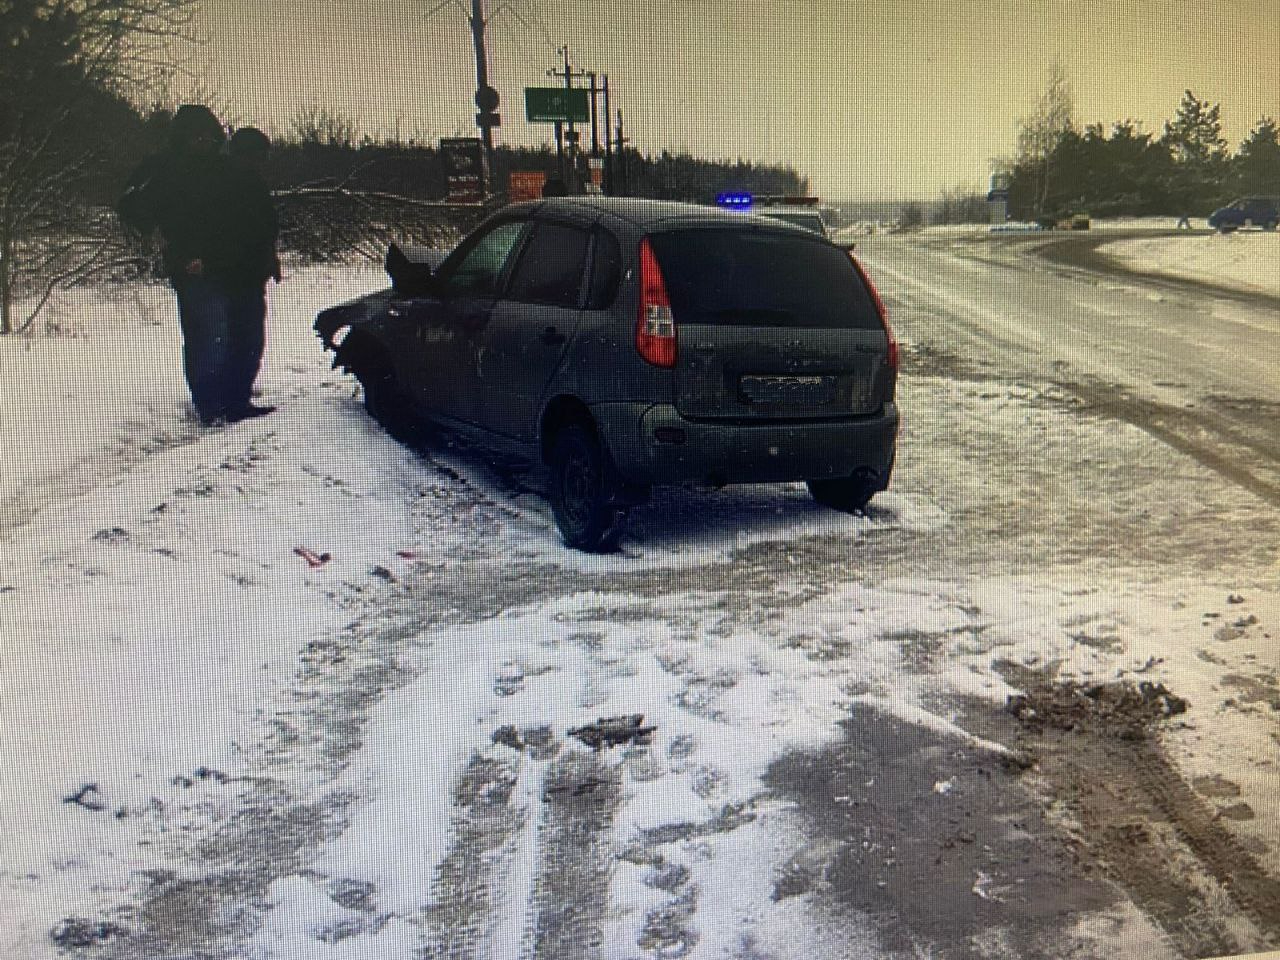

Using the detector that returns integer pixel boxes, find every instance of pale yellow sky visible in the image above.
[189,0,1280,199]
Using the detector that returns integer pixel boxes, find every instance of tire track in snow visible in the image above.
[421,752,528,960]
[529,752,621,960]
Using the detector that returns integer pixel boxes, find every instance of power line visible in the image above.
[422,0,466,21]
[510,0,561,53]
[490,2,560,62]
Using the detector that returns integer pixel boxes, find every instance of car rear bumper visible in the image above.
[595,401,899,487]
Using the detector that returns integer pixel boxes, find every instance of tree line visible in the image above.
[272,109,808,205]
[1006,69,1280,222]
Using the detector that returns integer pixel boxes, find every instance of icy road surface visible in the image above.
[3,233,1280,960]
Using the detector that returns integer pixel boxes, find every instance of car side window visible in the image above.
[505,222,591,308]
[585,227,622,310]
[438,221,527,297]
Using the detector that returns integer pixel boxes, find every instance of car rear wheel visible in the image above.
[807,472,879,513]
[548,425,628,552]
[1265,220,1278,232]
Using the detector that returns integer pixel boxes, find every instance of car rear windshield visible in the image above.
[648,227,881,329]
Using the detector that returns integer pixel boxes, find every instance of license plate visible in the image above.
[739,375,836,405]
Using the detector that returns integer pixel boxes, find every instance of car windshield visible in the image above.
[760,211,827,234]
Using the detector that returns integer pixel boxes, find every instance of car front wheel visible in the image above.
[807,473,879,513]
[355,355,420,443]
[548,426,628,552]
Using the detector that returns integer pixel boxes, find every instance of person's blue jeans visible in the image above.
[173,277,267,422]
[226,284,267,410]
[173,275,235,422]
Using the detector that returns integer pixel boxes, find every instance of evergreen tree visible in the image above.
[1161,90,1229,214]
[1233,118,1280,195]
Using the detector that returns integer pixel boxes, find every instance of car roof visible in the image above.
[506,196,818,233]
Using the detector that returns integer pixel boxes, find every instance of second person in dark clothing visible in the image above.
[219,126,281,420]
[118,106,280,425]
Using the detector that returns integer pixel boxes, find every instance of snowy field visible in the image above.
[1101,229,1280,297]
[2,253,1279,958]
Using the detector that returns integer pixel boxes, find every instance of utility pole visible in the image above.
[602,74,612,194]
[587,71,600,156]
[547,47,590,187]
[468,0,500,187]
[615,108,630,195]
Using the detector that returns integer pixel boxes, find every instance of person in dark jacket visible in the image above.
[118,105,275,425]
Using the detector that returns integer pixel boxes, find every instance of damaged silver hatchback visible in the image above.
[315,197,899,552]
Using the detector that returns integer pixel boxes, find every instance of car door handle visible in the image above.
[539,326,566,346]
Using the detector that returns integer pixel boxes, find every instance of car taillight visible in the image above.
[636,237,677,368]
[851,254,897,373]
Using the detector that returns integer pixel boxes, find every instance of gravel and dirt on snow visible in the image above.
[3,239,1280,960]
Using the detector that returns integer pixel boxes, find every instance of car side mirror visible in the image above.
[385,241,438,297]
[838,240,857,253]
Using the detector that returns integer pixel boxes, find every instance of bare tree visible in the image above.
[0,0,195,334]
[1015,62,1074,218]
[287,106,359,150]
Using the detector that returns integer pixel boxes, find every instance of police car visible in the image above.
[716,192,834,239]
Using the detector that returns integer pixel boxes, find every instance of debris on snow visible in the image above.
[172,766,231,788]
[62,783,106,811]
[971,870,1002,901]
[50,917,129,948]
[1131,656,1163,674]
[1007,678,1189,739]
[293,546,332,568]
[569,713,656,751]
[493,667,525,697]
[491,725,524,751]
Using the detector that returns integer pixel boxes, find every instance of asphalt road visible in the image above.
[859,230,1280,513]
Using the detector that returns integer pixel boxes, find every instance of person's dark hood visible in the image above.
[169,104,224,152]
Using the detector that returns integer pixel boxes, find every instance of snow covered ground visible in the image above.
[1101,229,1280,298]
[2,250,1280,959]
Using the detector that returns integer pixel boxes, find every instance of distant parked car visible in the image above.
[1055,213,1091,231]
[1208,197,1280,233]
[715,192,842,242]
[315,197,899,551]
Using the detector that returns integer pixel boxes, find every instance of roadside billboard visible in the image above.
[440,137,486,202]
[509,170,547,202]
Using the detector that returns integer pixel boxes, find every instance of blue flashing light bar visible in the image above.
[716,191,753,209]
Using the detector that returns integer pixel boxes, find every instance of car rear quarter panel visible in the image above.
[552,217,675,407]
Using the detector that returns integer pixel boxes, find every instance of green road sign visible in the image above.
[525,87,589,123]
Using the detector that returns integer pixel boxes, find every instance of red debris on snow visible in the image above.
[293,547,332,568]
